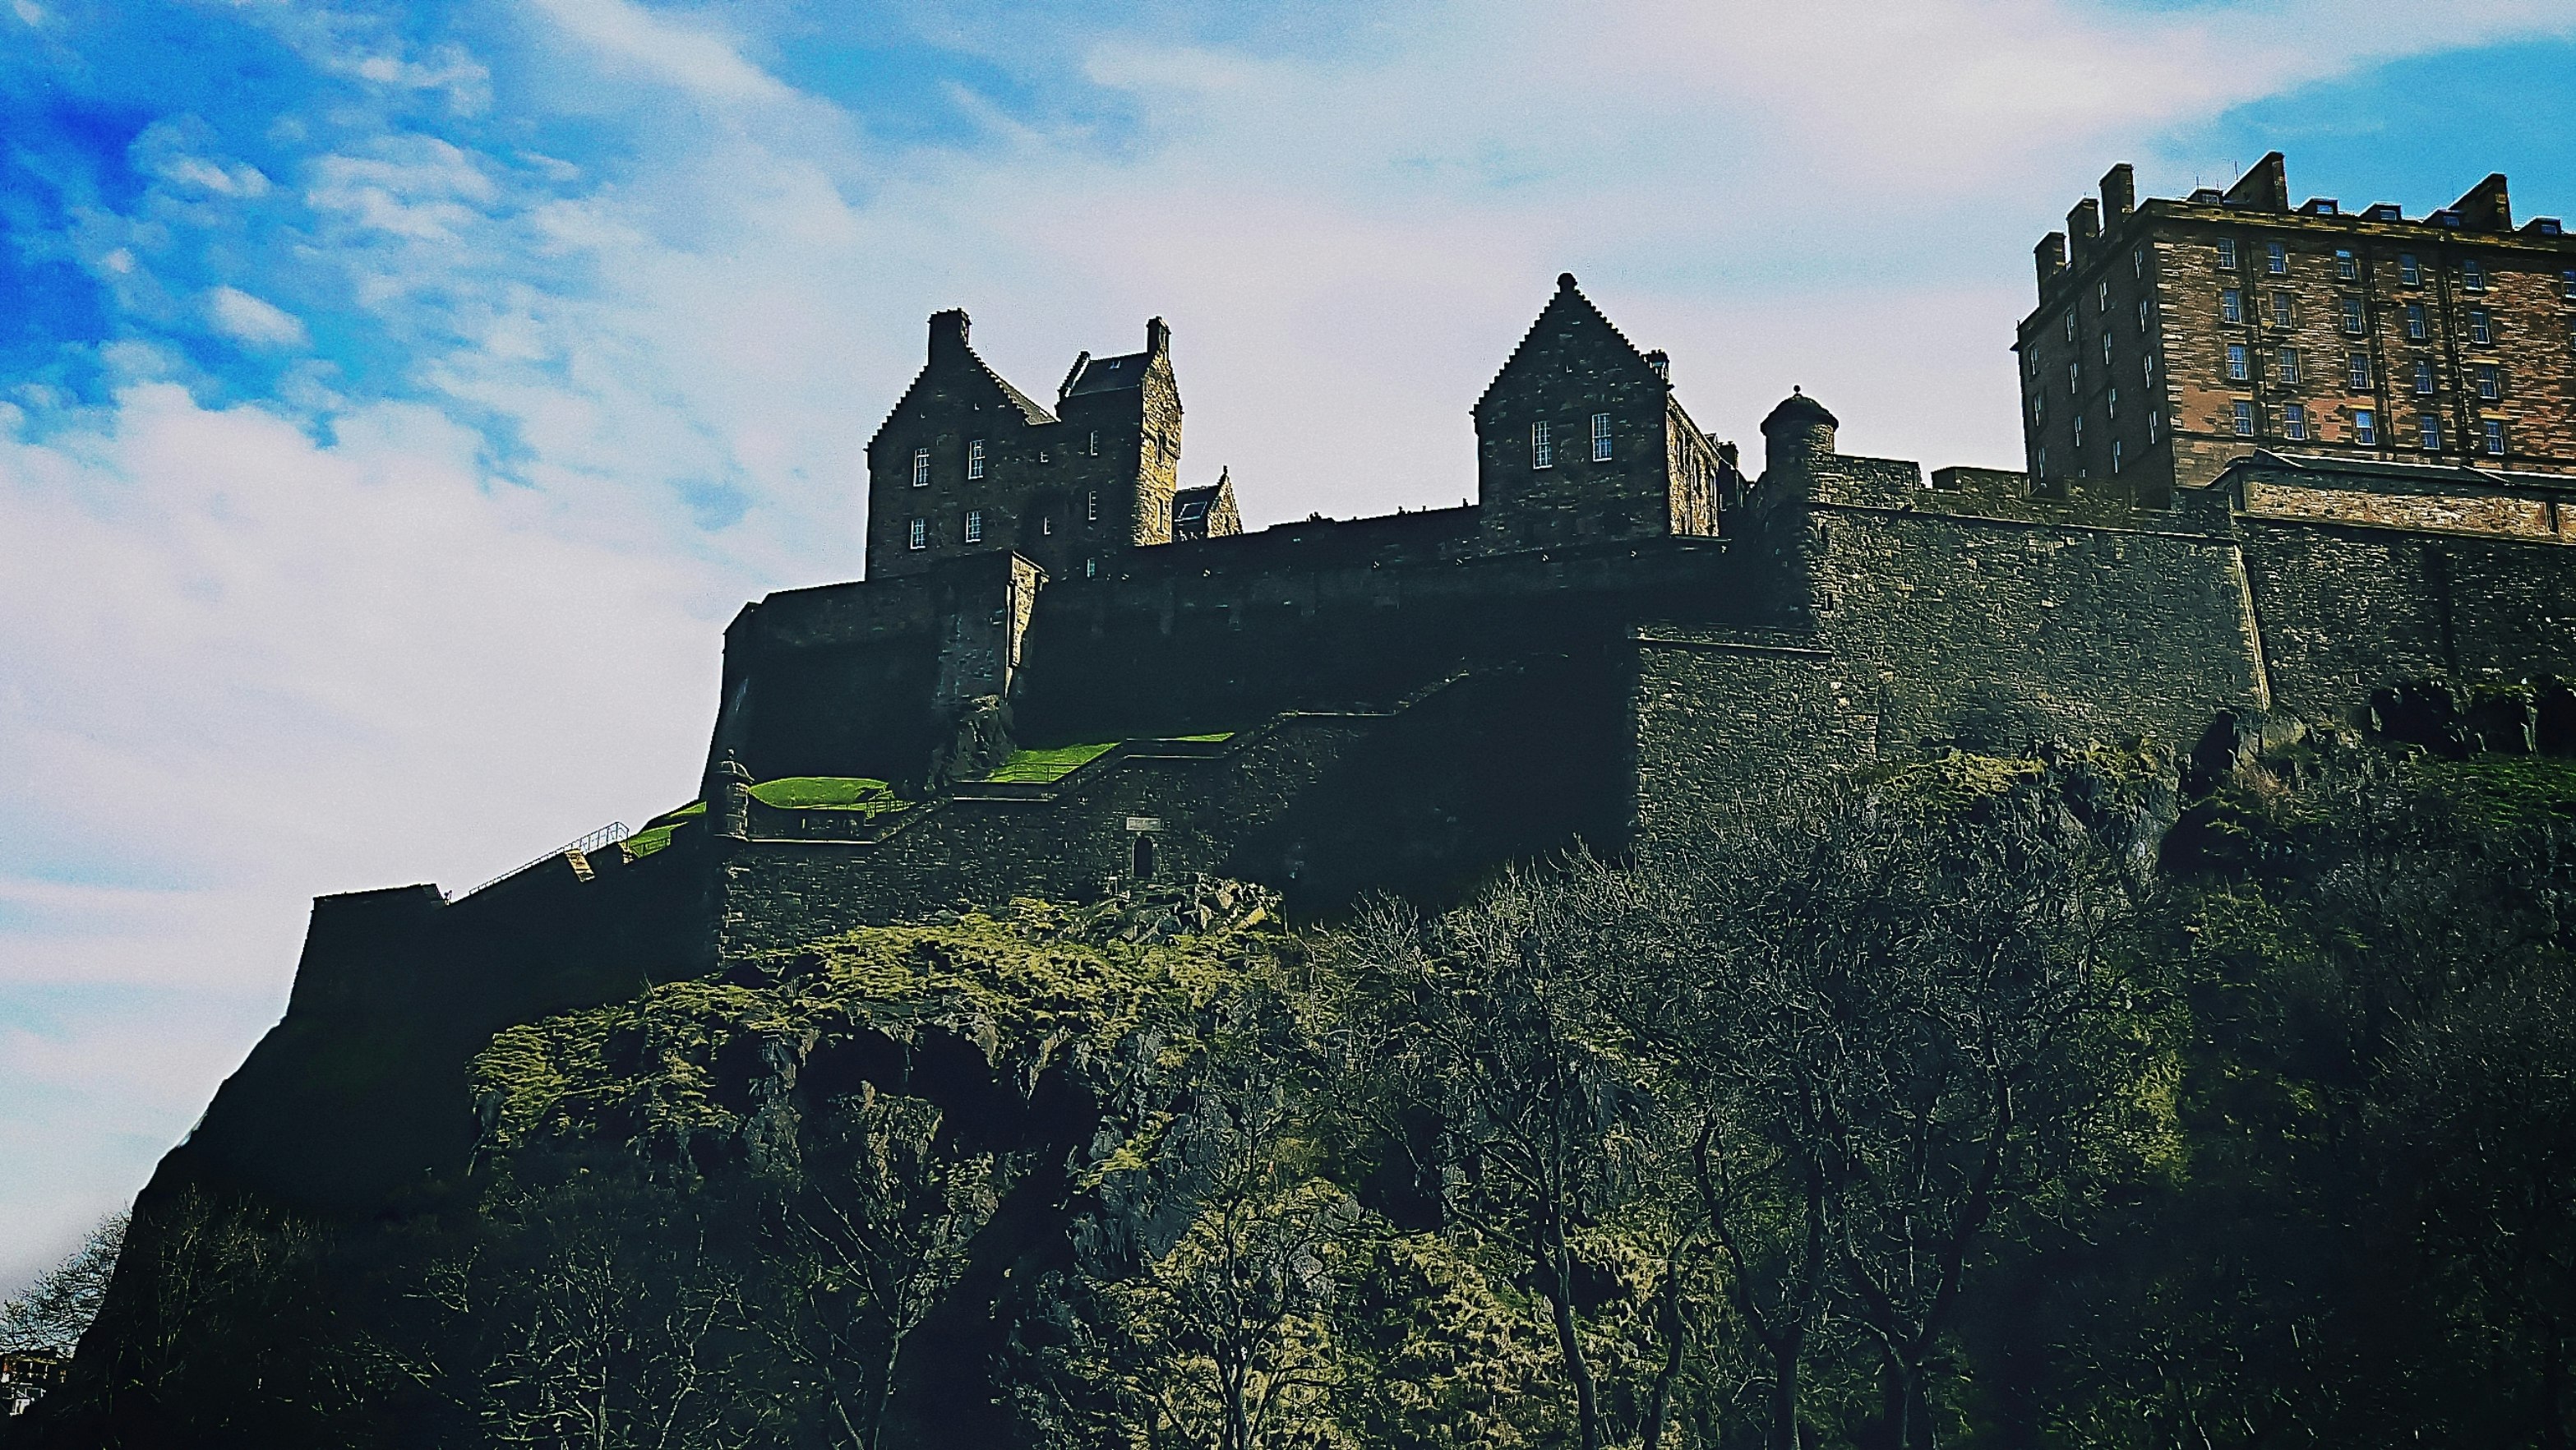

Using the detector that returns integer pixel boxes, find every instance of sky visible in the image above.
[6,0,2576,1291]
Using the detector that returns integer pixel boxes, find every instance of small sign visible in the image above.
[1125,816,1162,832]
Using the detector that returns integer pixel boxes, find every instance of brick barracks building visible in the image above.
[2020,153,2576,506]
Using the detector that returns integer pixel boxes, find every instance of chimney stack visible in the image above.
[928,308,971,363]
[2066,198,2102,261]
[2034,231,2068,292]
[1145,316,1171,356]
[2452,173,2512,232]
[2099,163,2135,220]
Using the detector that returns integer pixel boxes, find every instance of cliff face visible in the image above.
[25,737,2576,1448]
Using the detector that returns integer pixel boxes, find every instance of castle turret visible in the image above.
[1759,388,1839,500]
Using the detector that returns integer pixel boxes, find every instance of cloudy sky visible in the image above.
[6,0,2576,1289]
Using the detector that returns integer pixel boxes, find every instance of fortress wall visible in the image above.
[1811,504,2269,753]
[170,833,713,1217]
[2239,520,2576,715]
[715,658,1640,949]
[1629,634,1872,841]
[1016,534,1761,746]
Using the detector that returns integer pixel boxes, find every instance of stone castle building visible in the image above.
[187,155,2576,1221]
[2022,153,2576,505]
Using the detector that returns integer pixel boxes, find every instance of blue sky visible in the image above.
[6,0,2576,1288]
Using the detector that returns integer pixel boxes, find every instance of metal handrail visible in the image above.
[451,820,630,901]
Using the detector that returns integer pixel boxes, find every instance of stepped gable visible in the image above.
[865,307,1055,451]
[1471,272,1660,419]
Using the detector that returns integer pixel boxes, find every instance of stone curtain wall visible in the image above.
[2239,518,2576,714]
[1791,459,2269,755]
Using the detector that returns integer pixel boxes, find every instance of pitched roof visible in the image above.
[1472,273,1658,417]
[1062,350,1150,398]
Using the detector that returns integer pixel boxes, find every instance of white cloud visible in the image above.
[526,0,796,106]
[205,285,310,348]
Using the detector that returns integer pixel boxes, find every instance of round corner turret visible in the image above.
[1760,387,1839,491]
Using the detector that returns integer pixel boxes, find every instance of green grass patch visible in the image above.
[625,801,704,859]
[984,742,1118,783]
[750,776,904,811]
[2412,755,2576,831]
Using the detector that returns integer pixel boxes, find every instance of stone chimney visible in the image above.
[2066,198,2102,261]
[1146,316,1171,357]
[2034,231,2068,293]
[2099,163,2135,220]
[2452,173,2512,232]
[929,308,972,365]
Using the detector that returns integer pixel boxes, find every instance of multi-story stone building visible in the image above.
[863,310,1203,584]
[2020,153,2576,505]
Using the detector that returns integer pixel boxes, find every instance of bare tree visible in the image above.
[1334,860,1675,1450]
[0,1212,125,1359]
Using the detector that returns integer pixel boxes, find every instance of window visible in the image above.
[2463,257,2486,292]
[2098,279,2110,312]
[1088,430,1099,455]
[2038,447,2048,476]
[2266,242,2287,275]
[2406,302,2428,339]
[1532,420,1553,469]
[2148,410,2162,444]
[2102,330,2113,364]
[2065,312,2075,343]
[2485,418,2507,456]
[2469,309,2492,344]
[2218,238,2239,270]
[967,438,986,479]
[2233,399,2256,436]
[2399,252,2421,287]
[2335,249,2357,280]
[2348,353,2371,390]
[2226,344,2249,381]
[1041,514,1053,534]
[2477,363,2501,400]
[2108,386,2120,418]
[2134,247,2145,278]
[2068,362,2080,393]
[2355,409,2378,446]
[2031,391,2044,423]
[2564,268,2576,299]
[2073,414,2084,448]
[2421,414,2444,451]
[911,447,930,487]
[963,508,984,543]
[1590,412,1613,462]
[2222,289,2244,324]
[1176,501,1206,522]
[2144,352,2158,384]
[2341,298,2366,335]
[2271,291,2294,328]
[1086,490,1099,522]
[2112,439,2124,473]
[2283,403,2307,441]
[2278,347,2300,384]
[2415,358,2436,395]
[2138,298,2151,330]
[907,517,927,550]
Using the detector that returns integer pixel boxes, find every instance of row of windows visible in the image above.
[2214,238,2576,298]
[903,492,1107,549]
[1530,413,1617,469]
[2218,399,2511,455]
[2215,288,2560,349]
[2222,343,2515,400]
[907,431,1110,487]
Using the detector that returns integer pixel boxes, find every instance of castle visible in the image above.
[174,156,2576,1213]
